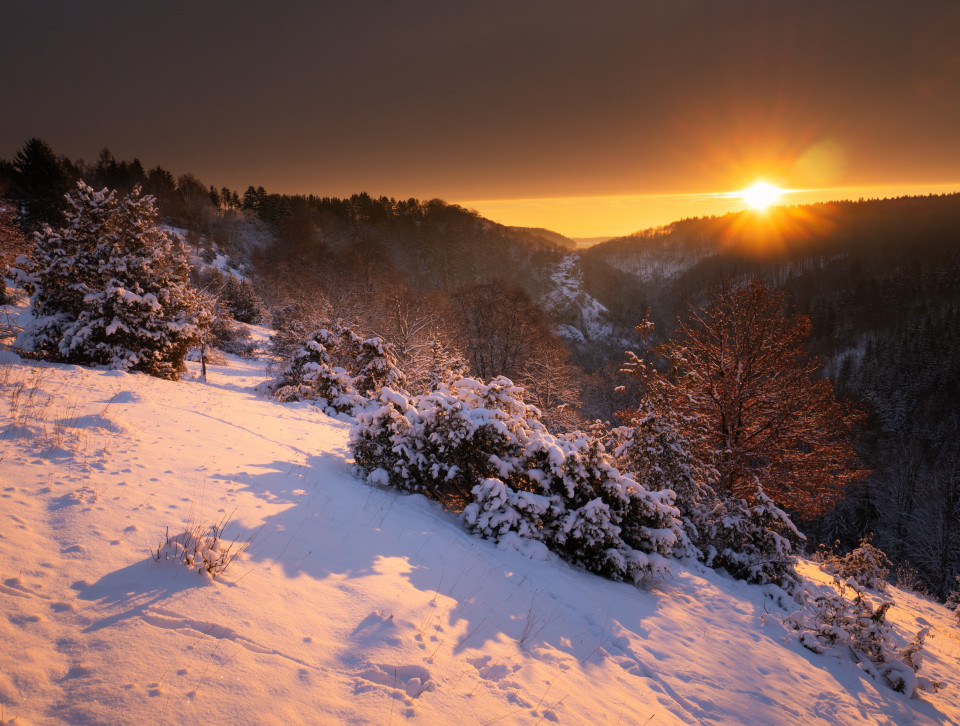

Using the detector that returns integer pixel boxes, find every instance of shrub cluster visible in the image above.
[609,402,803,591]
[351,377,681,582]
[787,576,940,696]
[264,323,404,415]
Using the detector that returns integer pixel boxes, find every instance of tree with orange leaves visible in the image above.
[623,279,865,518]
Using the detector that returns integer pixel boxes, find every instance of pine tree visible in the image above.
[15,182,206,378]
[9,138,72,227]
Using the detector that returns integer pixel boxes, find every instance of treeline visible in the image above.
[0,138,608,429]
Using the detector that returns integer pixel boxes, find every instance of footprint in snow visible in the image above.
[353,663,436,699]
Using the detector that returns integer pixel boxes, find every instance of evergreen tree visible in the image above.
[612,400,803,588]
[9,138,71,227]
[15,182,207,378]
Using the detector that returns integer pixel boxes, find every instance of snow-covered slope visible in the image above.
[1,342,959,724]
[542,255,613,342]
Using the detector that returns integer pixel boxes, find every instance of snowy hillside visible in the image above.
[2,321,959,724]
[542,255,613,343]
[590,231,714,284]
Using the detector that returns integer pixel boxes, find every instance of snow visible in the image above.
[542,255,613,341]
[600,233,713,283]
[1,308,959,724]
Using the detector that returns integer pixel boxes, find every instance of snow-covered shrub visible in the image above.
[207,313,257,358]
[509,430,681,581]
[787,576,940,696]
[13,182,206,379]
[699,489,803,591]
[820,536,890,592]
[352,377,681,582]
[267,300,329,366]
[269,329,360,413]
[352,378,529,505]
[404,336,469,396]
[153,519,250,579]
[346,333,407,397]
[265,324,404,415]
[946,577,960,625]
[611,403,802,589]
[609,404,713,558]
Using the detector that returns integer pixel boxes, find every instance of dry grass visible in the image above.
[153,509,254,579]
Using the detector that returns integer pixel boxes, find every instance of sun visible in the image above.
[740,181,783,210]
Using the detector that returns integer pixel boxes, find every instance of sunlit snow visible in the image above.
[1,299,958,725]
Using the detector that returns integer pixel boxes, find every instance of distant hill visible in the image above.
[507,228,611,250]
[508,226,579,250]
[572,235,612,248]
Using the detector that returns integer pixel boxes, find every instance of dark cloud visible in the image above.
[2,1,958,200]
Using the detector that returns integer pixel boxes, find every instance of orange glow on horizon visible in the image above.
[459,182,960,239]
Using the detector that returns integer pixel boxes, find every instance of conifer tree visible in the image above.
[15,182,206,378]
[10,138,72,227]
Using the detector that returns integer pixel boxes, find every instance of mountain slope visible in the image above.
[1,331,958,724]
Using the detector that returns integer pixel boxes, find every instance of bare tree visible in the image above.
[624,280,866,518]
[451,280,548,381]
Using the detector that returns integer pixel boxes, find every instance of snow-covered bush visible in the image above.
[265,324,404,415]
[946,577,960,625]
[611,403,802,589]
[698,488,803,591]
[501,430,681,581]
[267,300,330,366]
[207,312,257,358]
[404,336,469,396]
[787,576,940,696]
[351,377,681,582]
[820,536,890,592]
[352,377,530,505]
[13,182,206,379]
[609,404,713,558]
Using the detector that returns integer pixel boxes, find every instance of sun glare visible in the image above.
[740,181,783,210]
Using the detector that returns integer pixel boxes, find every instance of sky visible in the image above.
[2,1,959,237]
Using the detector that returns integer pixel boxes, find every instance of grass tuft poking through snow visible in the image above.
[154,509,253,579]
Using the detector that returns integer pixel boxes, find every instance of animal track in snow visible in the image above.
[350,610,402,648]
[467,654,522,683]
[0,576,51,601]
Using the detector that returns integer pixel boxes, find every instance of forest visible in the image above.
[2,136,959,602]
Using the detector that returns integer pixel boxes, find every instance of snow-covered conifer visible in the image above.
[265,323,404,415]
[14,182,205,378]
[698,484,803,590]
[614,399,802,588]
